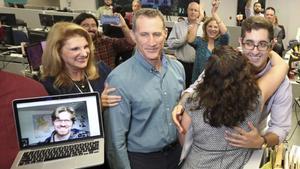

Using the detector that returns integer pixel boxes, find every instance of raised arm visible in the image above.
[211,0,227,34]
[187,23,199,44]
[257,51,289,109]
[245,0,253,18]
[167,24,189,49]
[113,13,135,45]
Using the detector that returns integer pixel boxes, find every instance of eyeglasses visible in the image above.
[54,119,72,124]
[242,40,271,51]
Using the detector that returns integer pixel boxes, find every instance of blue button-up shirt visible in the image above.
[104,50,185,169]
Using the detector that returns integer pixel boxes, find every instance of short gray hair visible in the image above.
[132,8,165,32]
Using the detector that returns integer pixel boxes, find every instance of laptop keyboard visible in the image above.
[18,141,99,166]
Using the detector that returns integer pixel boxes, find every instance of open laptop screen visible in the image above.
[13,92,103,149]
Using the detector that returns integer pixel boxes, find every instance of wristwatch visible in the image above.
[261,135,268,149]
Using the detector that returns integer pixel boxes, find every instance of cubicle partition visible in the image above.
[0,7,79,29]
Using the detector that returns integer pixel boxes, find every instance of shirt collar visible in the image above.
[134,49,168,73]
[256,61,272,78]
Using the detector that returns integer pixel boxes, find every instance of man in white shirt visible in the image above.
[245,0,264,18]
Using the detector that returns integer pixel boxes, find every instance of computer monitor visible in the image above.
[2,25,14,45]
[39,14,54,28]
[28,29,48,44]
[53,15,73,23]
[0,13,17,26]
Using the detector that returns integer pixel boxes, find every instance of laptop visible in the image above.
[11,92,104,169]
[25,42,44,71]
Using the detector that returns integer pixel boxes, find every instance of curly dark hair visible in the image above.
[190,45,260,128]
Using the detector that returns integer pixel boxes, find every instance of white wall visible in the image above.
[27,0,59,7]
[0,7,79,28]
[201,0,238,26]
[266,0,300,47]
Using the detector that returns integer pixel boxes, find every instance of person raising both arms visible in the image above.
[187,0,229,83]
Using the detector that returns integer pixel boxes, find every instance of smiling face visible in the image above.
[240,29,271,72]
[61,35,90,73]
[187,2,200,23]
[265,9,275,24]
[53,111,73,136]
[206,20,220,39]
[133,15,167,66]
[80,18,98,39]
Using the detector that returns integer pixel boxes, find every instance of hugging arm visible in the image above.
[225,51,289,148]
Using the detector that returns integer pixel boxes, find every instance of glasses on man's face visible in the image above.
[242,40,271,51]
[54,119,72,124]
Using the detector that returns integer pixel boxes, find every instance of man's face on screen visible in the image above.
[53,111,73,136]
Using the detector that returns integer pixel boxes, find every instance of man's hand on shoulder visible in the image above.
[224,122,264,149]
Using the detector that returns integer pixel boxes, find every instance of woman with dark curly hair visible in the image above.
[179,45,288,169]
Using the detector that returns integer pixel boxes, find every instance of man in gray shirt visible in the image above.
[167,1,204,87]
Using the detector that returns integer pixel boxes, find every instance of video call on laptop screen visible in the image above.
[13,93,103,149]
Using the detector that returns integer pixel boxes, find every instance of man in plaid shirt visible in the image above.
[74,12,135,68]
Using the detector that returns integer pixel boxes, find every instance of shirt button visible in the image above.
[166,108,170,111]
[169,123,172,126]
[164,92,167,95]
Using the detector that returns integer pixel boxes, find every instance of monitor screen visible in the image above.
[53,15,74,23]
[39,14,54,27]
[2,25,14,45]
[0,13,17,26]
[28,29,48,44]
[141,0,171,7]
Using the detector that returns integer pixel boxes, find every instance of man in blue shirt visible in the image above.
[104,8,185,169]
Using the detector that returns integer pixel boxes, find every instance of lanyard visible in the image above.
[72,73,94,93]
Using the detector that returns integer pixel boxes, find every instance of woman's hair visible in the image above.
[190,45,260,128]
[41,22,99,88]
[202,17,218,41]
[51,106,76,123]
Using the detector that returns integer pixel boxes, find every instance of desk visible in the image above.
[0,52,28,75]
